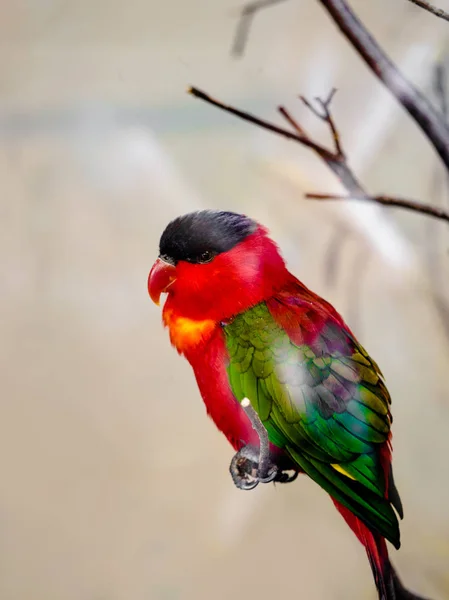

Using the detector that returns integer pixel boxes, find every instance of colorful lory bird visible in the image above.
[148,210,417,600]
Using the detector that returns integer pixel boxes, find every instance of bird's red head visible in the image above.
[148,210,288,326]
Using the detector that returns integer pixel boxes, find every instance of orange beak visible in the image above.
[148,258,177,305]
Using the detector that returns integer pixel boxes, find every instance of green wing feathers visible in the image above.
[224,300,402,548]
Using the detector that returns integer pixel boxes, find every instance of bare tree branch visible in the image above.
[317,0,449,171]
[187,86,335,159]
[306,192,449,222]
[232,0,449,172]
[188,86,367,193]
[406,0,449,21]
[188,86,449,224]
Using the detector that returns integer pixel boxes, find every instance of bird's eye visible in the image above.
[197,250,214,264]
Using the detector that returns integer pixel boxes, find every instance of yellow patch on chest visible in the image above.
[164,309,216,352]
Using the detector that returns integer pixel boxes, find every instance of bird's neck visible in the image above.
[162,232,291,354]
[162,274,289,355]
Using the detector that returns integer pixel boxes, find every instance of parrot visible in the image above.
[148,210,420,600]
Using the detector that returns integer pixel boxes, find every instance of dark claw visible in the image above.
[275,469,299,484]
[258,463,278,483]
[229,445,260,490]
[229,445,299,490]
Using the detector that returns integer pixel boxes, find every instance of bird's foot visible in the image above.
[229,445,261,490]
[229,445,299,490]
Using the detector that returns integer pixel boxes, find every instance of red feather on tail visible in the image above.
[333,500,394,599]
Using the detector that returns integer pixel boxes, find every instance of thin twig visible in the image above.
[299,88,337,120]
[240,398,271,475]
[188,86,336,160]
[318,90,344,157]
[406,0,449,21]
[278,105,308,137]
[317,0,449,171]
[189,85,449,224]
[189,87,367,192]
[299,89,345,157]
[306,192,449,222]
[231,0,288,57]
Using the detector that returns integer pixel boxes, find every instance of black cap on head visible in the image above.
[159,210,257,265]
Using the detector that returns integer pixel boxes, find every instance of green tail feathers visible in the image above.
[288,447,401,549]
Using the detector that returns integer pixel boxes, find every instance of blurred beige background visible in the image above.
[1,1,449,599]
